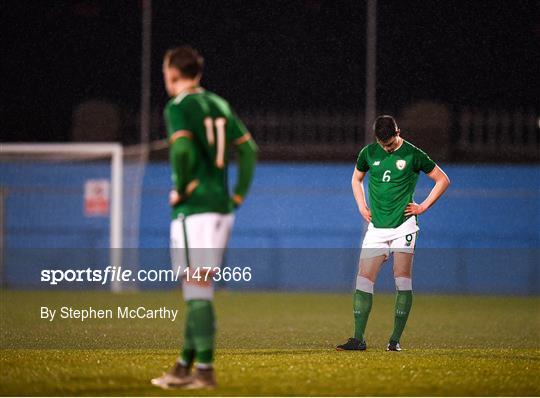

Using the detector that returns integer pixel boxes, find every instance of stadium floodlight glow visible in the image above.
[1,143,124,292]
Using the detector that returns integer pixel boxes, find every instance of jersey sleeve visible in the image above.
[170,137,196,192]
[413,147,436,174]
[165,102,196,192]
[228,109,257,205]
[356,146,370,172]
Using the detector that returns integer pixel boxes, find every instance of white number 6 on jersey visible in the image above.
[382,170,391,182]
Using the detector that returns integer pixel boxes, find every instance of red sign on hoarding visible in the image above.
[84,179,110,216]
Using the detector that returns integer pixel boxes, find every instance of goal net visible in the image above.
[0,143,136,291]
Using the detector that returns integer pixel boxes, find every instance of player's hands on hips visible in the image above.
[360,207,372,223]
[404,202,426,216]
[169,190,182,207]
[230,194,243,209]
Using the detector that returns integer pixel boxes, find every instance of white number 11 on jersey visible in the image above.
[204,117,226,168]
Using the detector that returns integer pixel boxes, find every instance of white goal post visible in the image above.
[1,143,123,291]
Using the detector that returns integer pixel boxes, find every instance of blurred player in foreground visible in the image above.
[337,115,450,352]
[152,46,257,389]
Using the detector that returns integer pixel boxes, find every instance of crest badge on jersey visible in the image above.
[396,159,406,170]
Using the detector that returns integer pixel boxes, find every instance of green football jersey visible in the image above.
[164,87,251,218]
[356,139,436,228]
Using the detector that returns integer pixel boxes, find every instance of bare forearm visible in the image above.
[405,166,450,217]
[420,179,449,211]
[352,179,368,211]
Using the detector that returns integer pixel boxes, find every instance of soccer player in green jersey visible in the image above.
[151,46,257,389]
[337,115,450,352]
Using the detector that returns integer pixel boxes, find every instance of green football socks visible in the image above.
[184,299,215,366]
[390,289,413,343]
[353,289,373,341]
[180,320,196,367]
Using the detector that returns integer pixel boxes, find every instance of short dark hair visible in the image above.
[164,46,204,79]
[373,115,399,141]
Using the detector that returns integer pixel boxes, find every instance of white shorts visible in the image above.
[360,216,419,260]
[170,212,235,275]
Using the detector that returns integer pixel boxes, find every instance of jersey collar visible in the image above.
[173,86,205,104]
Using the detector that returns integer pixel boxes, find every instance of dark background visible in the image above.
[2,0,539,143]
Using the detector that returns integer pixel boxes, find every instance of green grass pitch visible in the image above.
[1,290,539,396]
